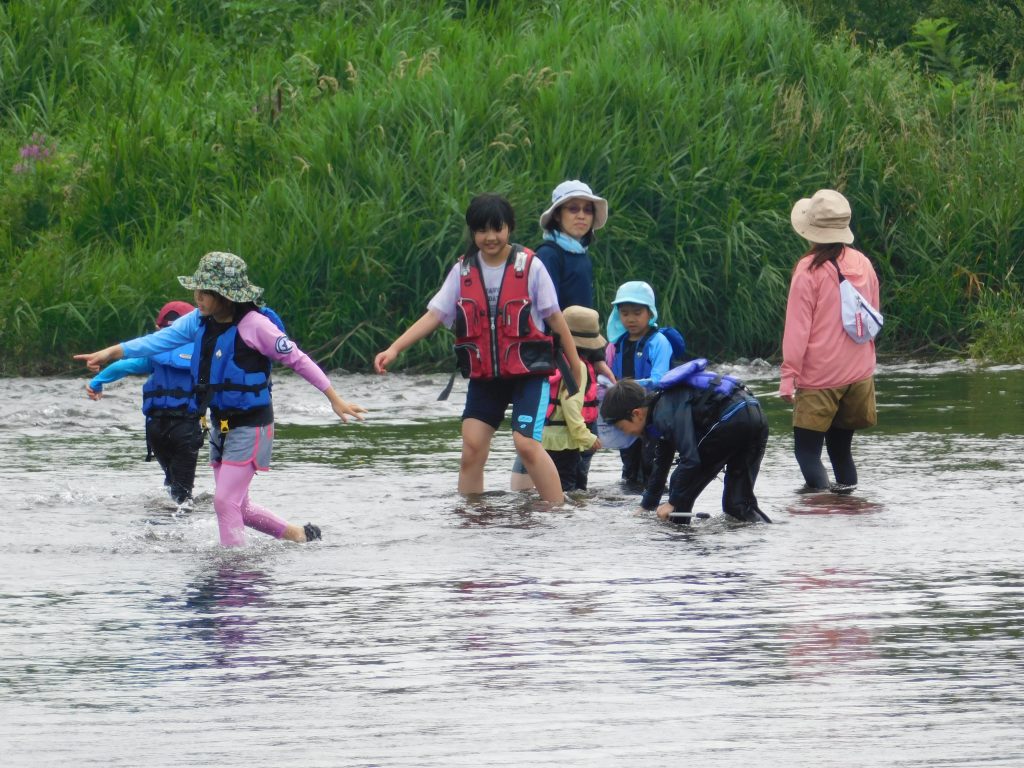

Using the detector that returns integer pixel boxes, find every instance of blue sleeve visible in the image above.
[635,334,673,389]
[121,310,199,358]
[88,357,152,391]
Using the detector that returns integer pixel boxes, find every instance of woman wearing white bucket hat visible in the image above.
[780,189,881,495]
[535,179,608,310]
[509,180,615,492]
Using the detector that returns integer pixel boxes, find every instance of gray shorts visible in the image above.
[210,423,274,470]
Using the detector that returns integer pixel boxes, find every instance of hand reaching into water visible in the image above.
[325,387,367,423]
[85,384,103,401]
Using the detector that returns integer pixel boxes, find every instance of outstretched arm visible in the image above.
[374,311,443,374]
[86,357,152,399]
[236,312,367,422]
[74,344,125,373]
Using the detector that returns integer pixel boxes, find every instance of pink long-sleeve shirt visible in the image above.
[779,247,879,398]
[122,308,332,392]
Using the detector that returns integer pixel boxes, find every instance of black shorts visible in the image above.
[462,376,550,439]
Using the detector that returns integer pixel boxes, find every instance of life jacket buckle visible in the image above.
[219,418,230,434]
[513,247,528,276]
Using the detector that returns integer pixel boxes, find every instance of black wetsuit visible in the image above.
[641,384,769,522]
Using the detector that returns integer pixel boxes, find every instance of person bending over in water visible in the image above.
[601,364,770,524]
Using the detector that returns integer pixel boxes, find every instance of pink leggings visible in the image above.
[212,462,288,547]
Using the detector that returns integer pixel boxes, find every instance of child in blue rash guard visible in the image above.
[606,281,673,484]
[601,372,770,525]
[85,300,202,507]
[374,194,582,505]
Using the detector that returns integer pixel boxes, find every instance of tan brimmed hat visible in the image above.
[790,189,855,244]
[563,305,607,351]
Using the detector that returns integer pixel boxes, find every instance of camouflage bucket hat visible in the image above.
[178,251,263,303]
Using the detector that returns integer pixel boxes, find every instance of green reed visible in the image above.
[1,0,1022,374]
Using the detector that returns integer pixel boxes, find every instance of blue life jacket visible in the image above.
[192,306,287,417]
[142,345,196,415]
[656,358,755,432]
[613,326,684,380]
[656,358,744,398]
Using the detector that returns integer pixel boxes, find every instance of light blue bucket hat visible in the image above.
[607,281,659,342]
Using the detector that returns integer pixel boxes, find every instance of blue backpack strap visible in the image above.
[658,327,687,363]
[260,306,286,333]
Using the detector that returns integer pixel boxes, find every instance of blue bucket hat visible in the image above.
[607,281,659,342]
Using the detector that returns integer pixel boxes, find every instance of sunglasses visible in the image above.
[562,203,596,216]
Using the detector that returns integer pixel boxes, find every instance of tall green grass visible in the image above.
[2,0,1022,374]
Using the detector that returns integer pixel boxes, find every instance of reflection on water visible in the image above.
[1,364,1023,767]
[179,557,274,664]
[785,492,885,516]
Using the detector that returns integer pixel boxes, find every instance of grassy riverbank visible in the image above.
[2,0,1022,374]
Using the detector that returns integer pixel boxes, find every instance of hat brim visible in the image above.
[539,193,609,232]
[790,198,855,244]
[596,415,638,450]
[572,332,608,351]
[178,274,264,303]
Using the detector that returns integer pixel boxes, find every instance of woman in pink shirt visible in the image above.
[779,190,880,494]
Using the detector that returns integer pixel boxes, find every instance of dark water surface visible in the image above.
[2,362,1023,767]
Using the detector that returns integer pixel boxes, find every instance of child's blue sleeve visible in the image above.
[122,311,199,358]
[635,334,673,389]
[88,357,152,391]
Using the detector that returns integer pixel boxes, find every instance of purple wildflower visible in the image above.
[13,132,57,173]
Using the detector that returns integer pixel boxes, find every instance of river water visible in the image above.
[1,361,1022,767]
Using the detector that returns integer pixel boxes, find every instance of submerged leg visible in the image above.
[513,431,564,504]
[793,426,829,489]
[213,462,288,546]
[459,418,495,496]
[824,426,857,487]
[722,409,771,522]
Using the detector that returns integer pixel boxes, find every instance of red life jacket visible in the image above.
[453,246,555,380]
[546,360,598,426]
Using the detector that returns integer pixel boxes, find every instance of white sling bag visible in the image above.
[832,260,882,343]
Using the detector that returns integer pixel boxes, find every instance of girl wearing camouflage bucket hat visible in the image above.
[75,251,366,547]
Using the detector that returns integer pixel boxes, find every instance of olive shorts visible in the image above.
[793,376,877,432]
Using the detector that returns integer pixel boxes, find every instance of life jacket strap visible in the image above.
[143,387,193,400]
[210,406,273,431]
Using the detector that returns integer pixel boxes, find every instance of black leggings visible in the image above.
[793,426,857,489]
[146,415,204,503]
